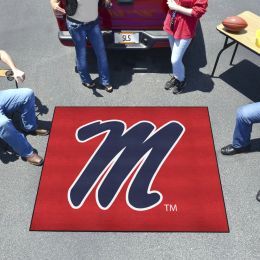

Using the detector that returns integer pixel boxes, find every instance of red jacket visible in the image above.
[163,0,208,39]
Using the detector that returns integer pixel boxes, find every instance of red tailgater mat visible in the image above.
[30,107,229,232]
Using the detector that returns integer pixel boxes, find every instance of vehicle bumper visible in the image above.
[58,30,169,49]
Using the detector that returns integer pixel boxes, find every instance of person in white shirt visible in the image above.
[50,0,113,92]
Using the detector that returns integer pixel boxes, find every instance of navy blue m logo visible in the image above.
[68,120,185,211]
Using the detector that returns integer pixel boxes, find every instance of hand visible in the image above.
[103,0,112,8]
[50,1,66,16]
[167,0,179,11]
[12,68,25,84]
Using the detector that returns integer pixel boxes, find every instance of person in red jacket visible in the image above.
[163,0,208,94]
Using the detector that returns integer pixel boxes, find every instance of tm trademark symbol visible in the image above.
[164,203,178,212]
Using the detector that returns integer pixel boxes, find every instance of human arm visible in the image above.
[167,0,192,16]
[0,50,25,83]
[50,0,66,16]
[104,0,112,4]
[100,0,112,8]
[167,0,208,18]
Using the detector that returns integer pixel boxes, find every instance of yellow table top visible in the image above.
[217,11,260,55]
[0,69,9,77]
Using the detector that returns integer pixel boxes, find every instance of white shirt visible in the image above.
[69,0,98,23]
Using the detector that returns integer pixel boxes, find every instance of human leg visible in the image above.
[0,88,37,132]
[232,102,260,148]
[165,35,176,90]
[0,89,46,165]
[67,19,93,85]
[168,34,175,50]
[221,102,260,155]
[0,113,33,157]
[165,36,191,92]
[171,38,192,82]
[88,22,111,90]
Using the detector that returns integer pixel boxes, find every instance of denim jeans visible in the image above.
[0,88,37,157]
[168,35,192,82]
[233,102,260,148]
[66,18,110,86]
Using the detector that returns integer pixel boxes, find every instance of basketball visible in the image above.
[222,16,248,32]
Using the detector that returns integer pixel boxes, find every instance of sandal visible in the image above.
[82,82,96,89]
[104,85,113,93]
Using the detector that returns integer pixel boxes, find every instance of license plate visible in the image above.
[114,32,139,44]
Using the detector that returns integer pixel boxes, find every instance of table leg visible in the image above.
[230,43,239,65]
[211,37,236,77]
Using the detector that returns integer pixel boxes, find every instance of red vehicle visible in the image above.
[56,0,169,49]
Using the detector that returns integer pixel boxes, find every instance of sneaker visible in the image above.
[164,76,176,90]
[82,81,96,89]
[172,79,186,94]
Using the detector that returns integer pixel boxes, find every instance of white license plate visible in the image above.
[114,32,139,44]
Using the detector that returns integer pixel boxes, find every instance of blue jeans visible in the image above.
[233,102,260,148]
[0,88,37,157]
[168,35,192,82]
[67,18,110,86]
